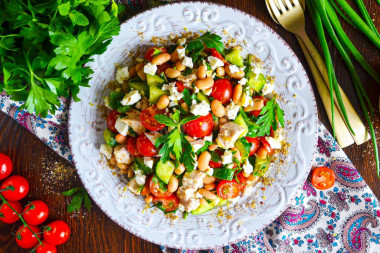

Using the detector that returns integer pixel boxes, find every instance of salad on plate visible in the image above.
[100,32,285,216]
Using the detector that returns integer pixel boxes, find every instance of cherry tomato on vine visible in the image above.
[0,200,22,224]
[149,175,173,198]
[106,110,120,133]
[126,137,142,157]
[211,79,233,104]
[140,105,166,131]
[153,195,179,212]
[15,224,41,249]
[144,46,168,62]
[136,134,157,157]
[43,220,70,245]
[35,240,57,253]
[216,180,241,199]
[0,175,30,201]
[182,113,214,138]
[22,200,49,226]
[311,167,335,190]
[0,153,12,180]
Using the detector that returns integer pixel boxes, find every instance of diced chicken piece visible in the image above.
[145,131,162,146]
[216,122,245,149]
[114,117,129,136]
[127,178,143,195]
[177,187,197,202]
[182,170,207,189]
[185,198,200,212]
[120,109,145,135]
[114,145,133,164]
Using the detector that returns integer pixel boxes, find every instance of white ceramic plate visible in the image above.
[68,2,318,249]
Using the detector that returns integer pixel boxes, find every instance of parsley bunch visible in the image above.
[0,0,123,117]
[154,111,199,172]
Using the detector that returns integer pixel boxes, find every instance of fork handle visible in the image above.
[296,35,354,148]
[296,30,370,145]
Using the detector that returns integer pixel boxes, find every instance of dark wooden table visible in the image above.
[0,0,379,252]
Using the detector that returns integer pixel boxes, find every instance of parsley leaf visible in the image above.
[187,32,224,62]
[256,99,285,136]
[154,114,177,127]
[62,187,92,212]
[182,88,198,108]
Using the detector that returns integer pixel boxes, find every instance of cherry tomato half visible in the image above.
[0,200,22,224]
[140,105,166,131]
[136,134,157,157]
[245,137,261,156]
[210,48,225,62]
[175,81,185,93]
[126,136,142,157]
[216,180,241,199]
[144,46,168,62]
[0,153,12,180]
[153,195,179,212]
[43,220,70,245]
[149,175,173,198]
[107,110,120,134]
[211,79,233,104]
[209,149,223,168]
[156,62,171,75]
[311,167,335,190]
[36,240,57,253]
[182,113,214,138]
[235,172,247,188]
[0,175,30,201]
[260,137,274,156]
[15,224,41,249]
[23,200,49,226]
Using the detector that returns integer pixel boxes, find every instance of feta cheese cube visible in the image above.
[114,117,129,136]
[241,91,253,108]
[265,136,282,149]
[143,63,157,75]
[193,86,200,93]
[207,56,224,70]
[205,167,214,176]
[190,100,211,116]
[226,102,240,120]
[143,157,155,168]
[203,88,212,96]
[104,96,112,109]
[114,145,133,164]
[178,204,185,212]
[182,56,193,68]
[177,47,186,59]
[135,170,146,186]
[204,133,213,142]
[121,90,141,106]
[100,144,113,159]
[145,132,162,145]
[238,77,248,85]
[229,65,240,73]
[163,82,184,101]
[116,66,130,84]
[216,122,246,149]
[262,81,274,95]
[190,139,205,153]
[253,66,261,79]
[222,150,233,164]
[242,159,254,175]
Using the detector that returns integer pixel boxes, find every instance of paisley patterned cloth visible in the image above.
[1,1,380,252]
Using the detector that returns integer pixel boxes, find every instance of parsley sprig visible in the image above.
[256,99,285,136]
[154,111,199,172]
[187,32,225,62]
[62,187,92,213]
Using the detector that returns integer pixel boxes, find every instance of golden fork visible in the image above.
[265,0,370,147]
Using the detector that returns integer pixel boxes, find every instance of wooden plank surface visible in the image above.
[0,0,379,252]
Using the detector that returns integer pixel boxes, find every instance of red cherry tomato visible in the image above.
[149,175,173,198]
[136,134,157,157]
[311,167,335,190]
[245,137,261,156]
[211,79,233,104]
[22,200,49,226]
[236,172,247,188]
[15,224,41,249]
[260,137,275,155]
[182,113,214,138]
[36,240,57,253]
[156,62,171,75]
[210,48,225,62]
[209,149,223,168]
[140,105,166,131]
[153,195,179,212]
[0,153,12,180]
[216,180,241,199]
[43,220,70,245]
[107,110,120,133]
[144,46,168,62]
[126,137,142,157]
[0,175,29,201]
[0,200,22,224]
[175,81,185,93]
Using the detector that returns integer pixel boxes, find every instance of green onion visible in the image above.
[354,0,380,38]
[327,0,355,27]
[334,0,380,49]
[325,1,380,84]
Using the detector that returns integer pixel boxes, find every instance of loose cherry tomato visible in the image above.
[211,79,233,104]
[182,113,214,138]
[140,105,166,131]
[216,180,241,199]
[175,81,185,93]
[210,48,225,62]
[23,200,49,226]
[153,195,179,212]
[156,62,171,75]
[311,167,335,190]
[149,175,173,198]
[0,200,22,224]
[245,137,261,156]
[260,137,275,155]
[107,110,120,134]
[0,153,12,180]
[126,137,142,157]
[43,220,70,245]
[136,134,157,157]
[36,240,57,253]
[144,46,168,62]
[0,175,29,201]
[15,224,41,249]
[209,149,223,168]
